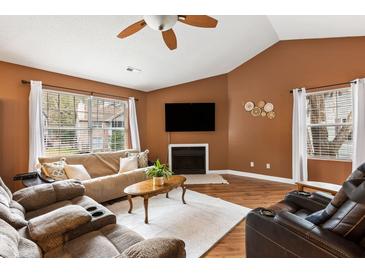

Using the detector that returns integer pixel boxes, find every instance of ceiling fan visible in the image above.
[117,15,218,50]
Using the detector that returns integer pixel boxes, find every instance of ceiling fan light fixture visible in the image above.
[143,15,178,31]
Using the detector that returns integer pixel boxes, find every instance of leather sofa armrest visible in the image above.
[119,238,186,258]
[284,191,331,213]
[27,205,92,252]
[246,209,364,257]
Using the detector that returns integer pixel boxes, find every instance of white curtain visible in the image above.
[292,88,308,181]
[351,78,365,171]
[28,80,45,171]
[128,97,141,151]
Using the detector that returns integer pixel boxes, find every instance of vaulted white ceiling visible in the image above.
[0,15,365,91]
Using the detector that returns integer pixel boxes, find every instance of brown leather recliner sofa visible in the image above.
[245,163,365,258]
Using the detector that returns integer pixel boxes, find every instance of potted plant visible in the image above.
[146,159,173,186]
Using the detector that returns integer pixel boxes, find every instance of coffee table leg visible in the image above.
[144,195,149,224]
[127,195,133,213]
[166,192,169,198]
[182,186,186,204]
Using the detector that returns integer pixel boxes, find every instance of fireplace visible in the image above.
[168,144,208,174]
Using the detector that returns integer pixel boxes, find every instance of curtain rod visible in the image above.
[289,80,356,94]
[20,80,138,101]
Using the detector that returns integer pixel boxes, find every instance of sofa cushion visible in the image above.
[18,237,43,258]
[0,202,27,229]
[14,184,56,211]
[0,178,13,206]
[119,155,138,173]
[0,177,12,198]
[44,224,143,258]
[121,238,186,258]
[126,149,149,168]
[41,158,68,180]
[0,219,41,258]
[0,178,27,228]
[82,167,148,202]
[0,183,11,206]
[25,200,72,220]
[0,218,20,257]
[322,200,365,242]
[64,164,91,181]
[13,181,85,211]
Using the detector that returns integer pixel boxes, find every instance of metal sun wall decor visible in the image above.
[243,100,276,119]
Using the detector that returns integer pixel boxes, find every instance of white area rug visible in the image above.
[107,188,250,257]
[182,174,228,185]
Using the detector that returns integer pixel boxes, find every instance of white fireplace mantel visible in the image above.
[168,143,209,173]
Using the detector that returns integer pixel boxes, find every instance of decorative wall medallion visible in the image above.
[243,100,276,120]
[267,111,276,119]
[244,101,254,112]
[251,107,262,117]
[257,100,266,108]
[264,102,274,112]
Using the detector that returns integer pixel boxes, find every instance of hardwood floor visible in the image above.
[187,174,295,258]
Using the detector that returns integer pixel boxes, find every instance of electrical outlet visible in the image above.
[266,163,271,169]
[250,162,255,167]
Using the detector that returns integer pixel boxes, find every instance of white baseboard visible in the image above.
[208,169,294,185]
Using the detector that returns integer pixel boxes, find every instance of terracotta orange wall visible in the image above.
[227,37,365,183]
[0,61,147,191]
[145,75,228,170]
[3,36,364,189]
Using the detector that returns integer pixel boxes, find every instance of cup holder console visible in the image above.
[85,206,105,218]
[295,191,311,197]
[259,208,275,217]
[86,206,97,212]
[92,211,104,217]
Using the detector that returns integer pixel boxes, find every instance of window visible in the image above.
[42,89,128,156]
[306,87,352,161]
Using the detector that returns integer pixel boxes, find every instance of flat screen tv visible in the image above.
[165,103,215,132]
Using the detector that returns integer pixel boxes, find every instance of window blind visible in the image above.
[306,87,353,160]
[42,89,128,156]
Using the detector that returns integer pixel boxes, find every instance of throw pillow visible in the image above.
[41,158,68,181]
[64,165,91,181]
[126,149,149,168]
[119,156,138,173]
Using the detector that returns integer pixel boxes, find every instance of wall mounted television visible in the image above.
[165,103,215,132]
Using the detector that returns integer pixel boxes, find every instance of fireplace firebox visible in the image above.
[168,144,208,174]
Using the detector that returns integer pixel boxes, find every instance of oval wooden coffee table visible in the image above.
[124,175,187,224]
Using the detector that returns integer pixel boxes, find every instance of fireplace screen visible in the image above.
[171,146,206,174]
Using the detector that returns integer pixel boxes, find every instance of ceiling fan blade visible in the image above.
[178,15,218,28]
[117,19,146,39]
[162,29,177,50]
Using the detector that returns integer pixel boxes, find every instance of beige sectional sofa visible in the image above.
[0,178,186,258]
[38,149,149,203]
